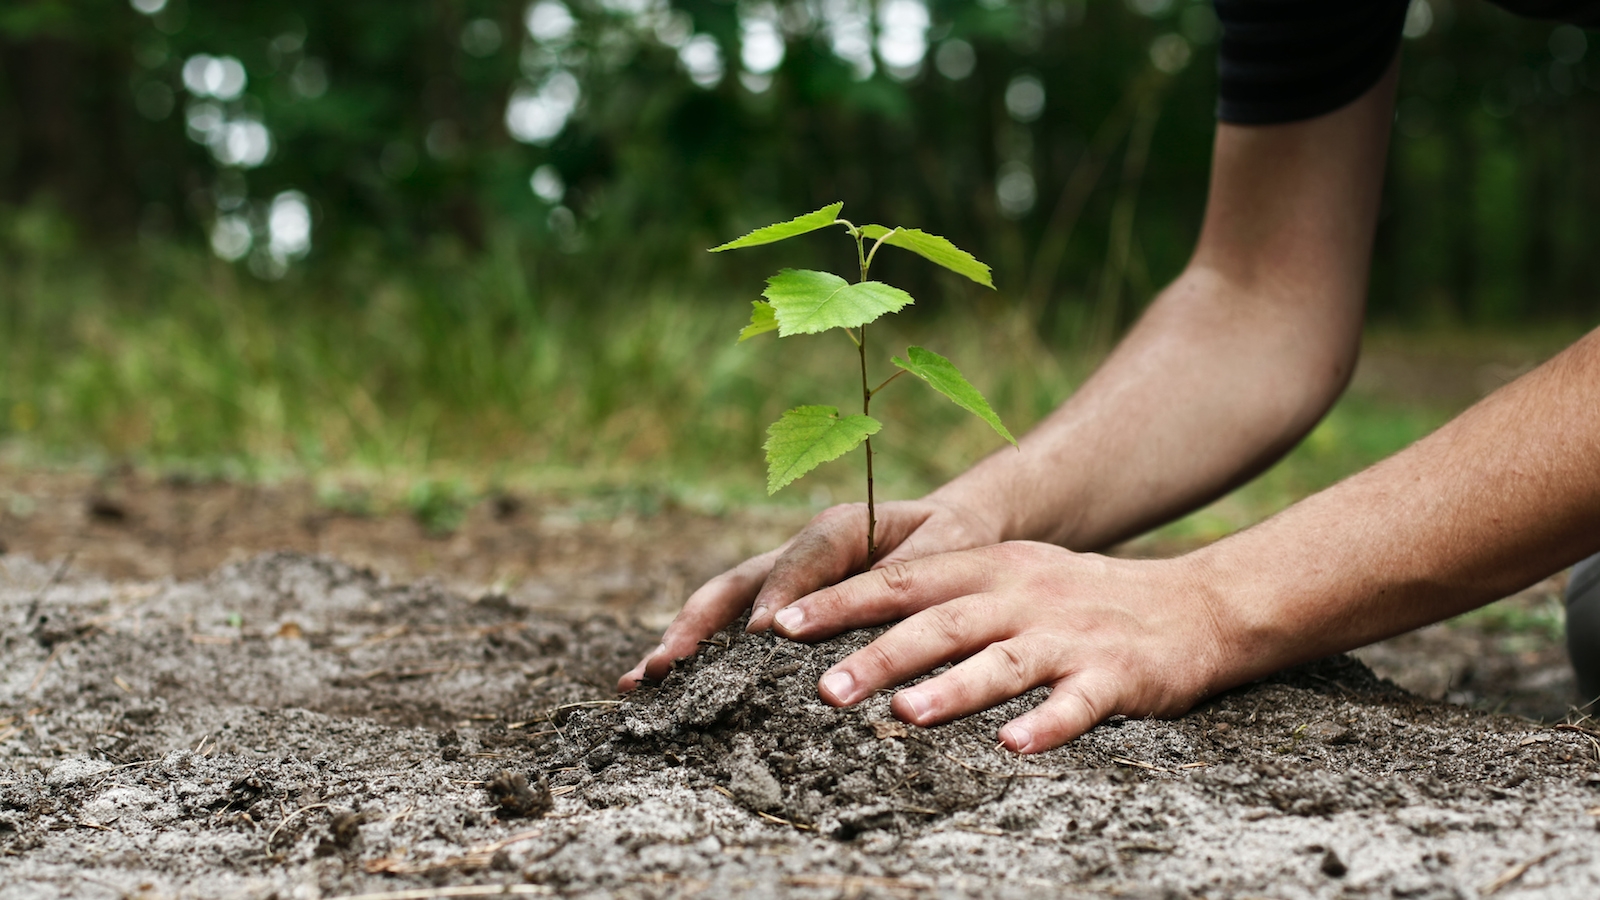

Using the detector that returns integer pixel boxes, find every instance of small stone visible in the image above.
[1321,848,1348,878]
[1305,721,1356,745]
[330,810,363,850]
[486,770,552,818]
[869,720,908,740]
[727,754,783,811]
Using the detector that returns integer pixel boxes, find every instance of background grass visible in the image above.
[1,225,1589,544]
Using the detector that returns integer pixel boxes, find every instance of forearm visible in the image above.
[1197,327,1600,686]
[932,267,1360,549]
[932,62,1396,551]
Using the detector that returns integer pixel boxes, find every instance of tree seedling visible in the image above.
[711,202,1016,560]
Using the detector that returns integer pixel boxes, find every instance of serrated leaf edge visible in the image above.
[709,202,845,252]
[762,405,882,494]
[891,347,1016,446]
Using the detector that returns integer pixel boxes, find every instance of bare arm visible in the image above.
[1200,328,1600,684]
[773,323,1600,753]
[938,60,1397,549]
[622,61,1400,688]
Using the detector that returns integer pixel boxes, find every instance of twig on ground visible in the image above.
[267,803,330,847]
[1482,850,1558,896]
[784,874,930,895]
[1553,724,1600,761]
[756,810,815,830]
[27,552,76,606]
[1110,755,1167,773]
[361,663,482,680]
[326,887,552,900]
[27,645,65,694]
[364,830,546,875]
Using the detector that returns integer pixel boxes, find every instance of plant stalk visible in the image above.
[854,227,877,563]
[860,323,876,563]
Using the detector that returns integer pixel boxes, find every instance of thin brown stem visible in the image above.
[860,323,876,562]
[870,369,907,397]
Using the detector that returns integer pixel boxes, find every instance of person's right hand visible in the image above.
[615,495,1003,691]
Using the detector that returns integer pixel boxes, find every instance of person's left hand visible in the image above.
[768,541,1233,753]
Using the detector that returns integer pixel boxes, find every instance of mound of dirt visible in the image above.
[4,552,1600,899]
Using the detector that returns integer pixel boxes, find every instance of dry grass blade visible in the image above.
[784,874,931,895]
[1110,755,1167,773]
[27,645,65,694]
[325,886,553,900]
[27,552,75,605]
[756,810,815,830]
[267,803,330,846]
[361,663,482,680]
[364,829,546,875]
[1481,850,1558,895]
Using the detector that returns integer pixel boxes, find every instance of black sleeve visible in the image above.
[1213,0,1410,125]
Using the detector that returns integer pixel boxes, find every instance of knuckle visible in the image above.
[807,584,848,614]
[984,541,1033,566]
[854,638,905,680]
[917,603,969,648]
[812,503,864,531]
[876,561,916,596]
[990,640,1033,687]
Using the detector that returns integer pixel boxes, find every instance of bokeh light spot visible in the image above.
[1004,74,1045,122]
[526,1,577,44]
[680,34,725,88]
[530,165,566,202]
[935,39,975,81]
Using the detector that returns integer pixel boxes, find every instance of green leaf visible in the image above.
[709,203,845,252]
[738,300,778,342]
[763,269,914,335]
[891,346,1016,445]
[860,225,994,289]
[763,405,882,495]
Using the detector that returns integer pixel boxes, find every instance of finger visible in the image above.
[773,549,998,642]
[887,634,1058,727]
[997,671,1121,754]
[871,504,994,571]
[748,505,875,632]
[814,593,1009,706]
[619,546,783,690]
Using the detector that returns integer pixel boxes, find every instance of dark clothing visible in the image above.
[1215,0,1600,124]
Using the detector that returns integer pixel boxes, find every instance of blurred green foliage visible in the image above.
[1,0,1595,325]
[0,0,1596,536]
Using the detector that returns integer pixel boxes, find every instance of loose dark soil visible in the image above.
[0,467,1580,722]
[4,550,1600,899]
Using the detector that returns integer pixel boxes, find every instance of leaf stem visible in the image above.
[865,227,898,271]
[859,322,876,563]
[869,369,907,397]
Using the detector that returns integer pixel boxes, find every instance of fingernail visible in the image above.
[746,605,768,631]
[1000,723,1032,753]
[820,670,856,704]
[773,606,805,633]
[898,689,932,722]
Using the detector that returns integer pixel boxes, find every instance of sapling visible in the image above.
[711,202,1016,561]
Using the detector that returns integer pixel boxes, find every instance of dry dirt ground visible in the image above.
[3,471,1599,899]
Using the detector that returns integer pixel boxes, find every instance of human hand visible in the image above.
[767,541,1230,753]
[616,496,1002,691]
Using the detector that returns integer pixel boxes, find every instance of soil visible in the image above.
[3,549,1599,900]
[3,470,1598,898]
